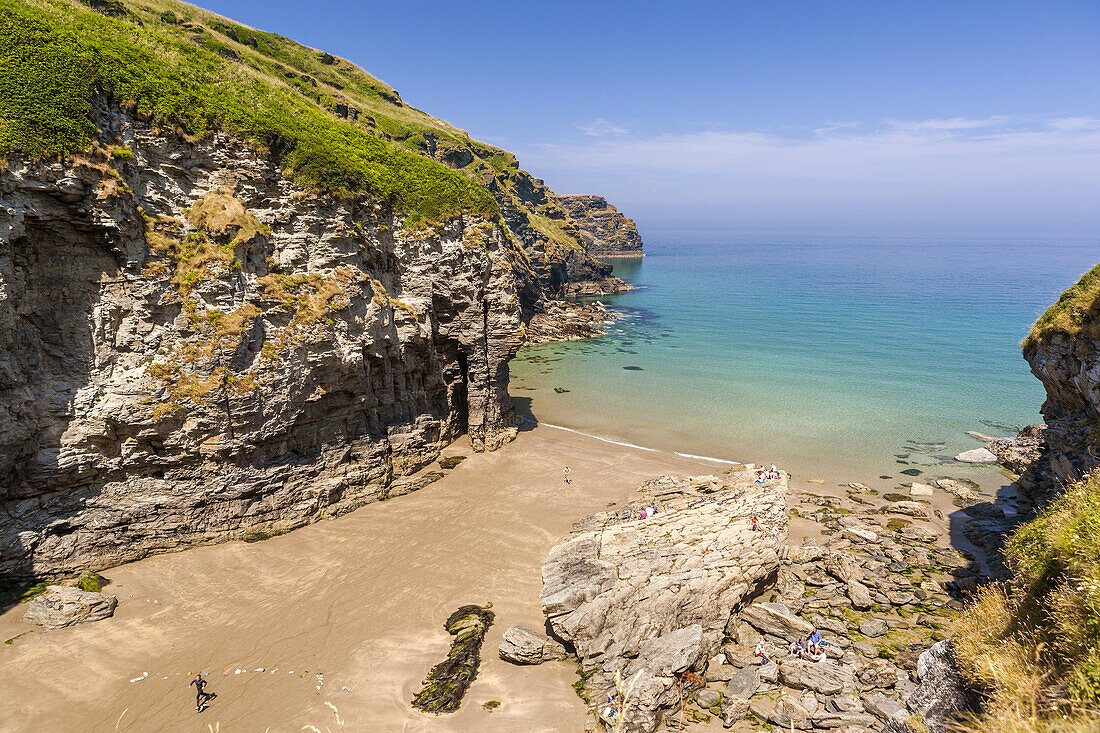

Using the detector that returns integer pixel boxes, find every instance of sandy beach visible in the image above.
[0,423,734,733]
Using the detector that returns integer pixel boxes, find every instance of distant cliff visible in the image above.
[0,0,643,578]
[552,194,645,257]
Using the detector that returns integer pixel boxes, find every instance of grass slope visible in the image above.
[953,470,1100,730]
[1024,263,1100,348]
[0,0,496,224]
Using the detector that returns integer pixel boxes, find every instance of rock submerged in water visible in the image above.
[23,586,117,629]
[954,447,998,464]
[540,467,787,732]
[411,605,494,714]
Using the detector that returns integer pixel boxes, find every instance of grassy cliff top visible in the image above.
[1024,262,1100,349]
[0,0,498,224]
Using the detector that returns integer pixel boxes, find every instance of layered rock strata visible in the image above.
[551,194,644,257]
[540,468,788,732]
[0,108,525,579]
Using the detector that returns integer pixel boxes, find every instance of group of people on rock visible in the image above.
[754,465,781,484]
[753,626,828,664]
[789,627,827,661]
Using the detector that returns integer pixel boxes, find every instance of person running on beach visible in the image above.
[190,674,215,712]
[563,466,571,484]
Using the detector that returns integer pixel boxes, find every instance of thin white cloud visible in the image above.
[514,116,1100,234]
[578,118,628,137]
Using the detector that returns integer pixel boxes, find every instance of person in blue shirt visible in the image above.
[808,627,823,656]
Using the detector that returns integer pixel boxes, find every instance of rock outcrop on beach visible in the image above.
[22,585,118,628]
[0,0,648,580]
[551,195,644,257]
[540,468,788,731]
[537,468,978,732]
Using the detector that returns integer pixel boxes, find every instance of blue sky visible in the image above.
[203,0,1099,236]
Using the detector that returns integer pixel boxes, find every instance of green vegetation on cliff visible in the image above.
[1024,263,1100,348]
[0,0,496,223]
[953,470,1100,729]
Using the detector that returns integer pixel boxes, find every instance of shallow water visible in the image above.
[511,235,1099,487]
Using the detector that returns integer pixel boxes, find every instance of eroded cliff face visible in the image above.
[551,194,644,257]
[0,107,525,579]
[1017,267,1100,497]
[1022,331,1100,490]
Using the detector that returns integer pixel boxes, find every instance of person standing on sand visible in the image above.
[564,466,571,484]
[190,674,215,711]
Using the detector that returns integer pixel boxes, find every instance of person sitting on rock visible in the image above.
[754,640,773,662]
[808,627,823,655]
[789,637,808,658]
[750,513,764,532]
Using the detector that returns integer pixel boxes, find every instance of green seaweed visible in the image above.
[438,456,467,470]
[411,604,494,714]
[76,571,107,592]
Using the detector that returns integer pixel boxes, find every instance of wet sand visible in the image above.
[0,424,725,733]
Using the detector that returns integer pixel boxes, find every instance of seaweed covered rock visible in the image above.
[411,605,494,714]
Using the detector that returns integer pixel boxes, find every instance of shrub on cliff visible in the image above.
[953,470,1100,728]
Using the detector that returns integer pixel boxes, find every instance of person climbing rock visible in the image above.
[190,674,215,712]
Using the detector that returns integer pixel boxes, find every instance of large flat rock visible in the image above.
[540,468,787,732]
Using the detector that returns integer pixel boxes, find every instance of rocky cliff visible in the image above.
[1019,263,1100,492]
[0,107,524,579]
[0,0,649,580]
[552,194,644,257]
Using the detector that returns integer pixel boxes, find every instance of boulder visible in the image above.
[900,525,938,543]
[908,483,934,497]
[864,692,907,723]
[859,618,889,637]
[842,526,878,543]
[847,579,873,611]
[720,642,760,668]
[720,698,749,727]
[823,551,863,583]
[905,640,982,733]
[858,658,899,688]
[954,448,997,464]
[809,710,880,729]
[724,665,761,699]
[497,625,567,665]
[778,659,855,695]
[933,478,979,500]
[749,695,811,730]
[22,586,117,629]
[829,694,864,712]
[695,688,721,708]
[740,602,813,642]
[887,501,928,518]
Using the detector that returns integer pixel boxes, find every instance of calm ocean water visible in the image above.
[511,236,1099,487]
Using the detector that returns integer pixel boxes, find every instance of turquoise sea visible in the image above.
[511,236,1099,488]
